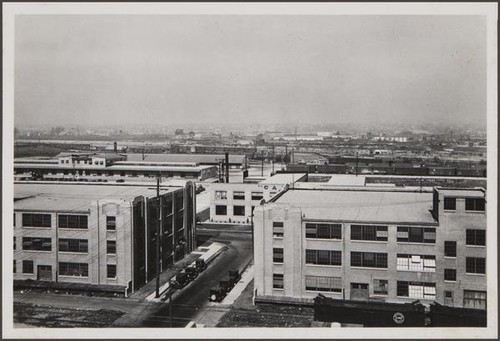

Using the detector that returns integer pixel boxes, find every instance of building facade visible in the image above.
[14,182,196,295]
[208,173,306,224]
[253,187,486,310]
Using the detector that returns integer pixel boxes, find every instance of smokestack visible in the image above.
[225,152,229,183]
[114,141,117,153]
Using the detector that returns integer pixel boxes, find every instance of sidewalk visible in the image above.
[189,262,254,327]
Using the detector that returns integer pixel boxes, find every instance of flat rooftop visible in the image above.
[274,188,436,225]
[259,173,307,185]
[436,188,485,198]
[14,183,178,212]
[126,153,246,164]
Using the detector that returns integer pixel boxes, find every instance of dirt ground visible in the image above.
[216,280,314,328]
[14,302,125,328]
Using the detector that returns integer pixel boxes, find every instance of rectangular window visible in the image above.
[351,252,387,268]
[444,241,457,257]
[306,223,342,239]
[465,198,485,211]
[22,260,34,274]
[233,205,245,216]
[106,216,116,231]
[58,239,88,253]
[305,276,342,293]
[22,237,52,251]
[107,264,117,279]
[273,274,284,289]
[233,191,245,200]
[22,213,51,227]
[463,290,487,310]
[397,281,436,299]
[107,240,116,255]
[444,290,454,306]
[306,249,342,266]
[396,254,436,272]
[59,262,88,277]
[251,192,264,201]
[466,257,486,274]
[444,269,457,281]
[444,197,456,210]
[273,248,283,263]
[215,191,227,200]
[273,221,284,238]
[351,225,388,241]
[373,279,388,295]
[58,215,88,229]
[466,229,486,246]
[215,205,227,215]
[14,236,16,250]
[397,226,435,243]
[14,260,16,273]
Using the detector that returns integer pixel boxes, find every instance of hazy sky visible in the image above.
[15,15,486,128]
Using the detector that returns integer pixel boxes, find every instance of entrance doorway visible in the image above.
[37,265,52,281]
[350,282,369,301]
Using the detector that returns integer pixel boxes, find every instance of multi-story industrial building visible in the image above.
[208,173,306,224]
[14,182,196,295]
[253,186,486,310]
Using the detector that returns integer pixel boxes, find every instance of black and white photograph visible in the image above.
[2,2,497,339]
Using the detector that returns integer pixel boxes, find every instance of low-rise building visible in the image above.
[14,182,196,295]
[14,152,217,181]
[253,186,486,310]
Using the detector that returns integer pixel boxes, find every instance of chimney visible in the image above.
[225,152,229,183]
[114,141,117,153]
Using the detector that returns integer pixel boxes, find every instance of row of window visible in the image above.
[60,159,104,165]
[19,213,116,230]
[273,248,486,274]
[215,191,263,201]
[215,205,247,216]
[444,197,486,211]
[271,275,486,308]
[274,221,486,247]
[17,260,116,279]
[18,237,116,254]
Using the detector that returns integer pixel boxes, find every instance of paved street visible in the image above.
[140,230,253,327]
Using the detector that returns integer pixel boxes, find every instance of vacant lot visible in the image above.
[14,302,124,328]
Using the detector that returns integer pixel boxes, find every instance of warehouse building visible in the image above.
[253,186,486,310]
[13,182,196,295]
[14,152,217,181]
[125,153,247,169]
[208,173,306,224]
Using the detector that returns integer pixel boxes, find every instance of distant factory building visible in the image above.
[125,153,247,169]
[14,152,218,181]
[253,186,487,310]
[13,182,196,295]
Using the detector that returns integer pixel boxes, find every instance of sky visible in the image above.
[14,15,487,128]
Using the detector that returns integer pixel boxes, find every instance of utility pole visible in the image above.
[155,172,162,298]
[168,280,173,327]
[272,145,275,173]
[355,151,359,177]
[419,163,424,193]
[261,154,264,177]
